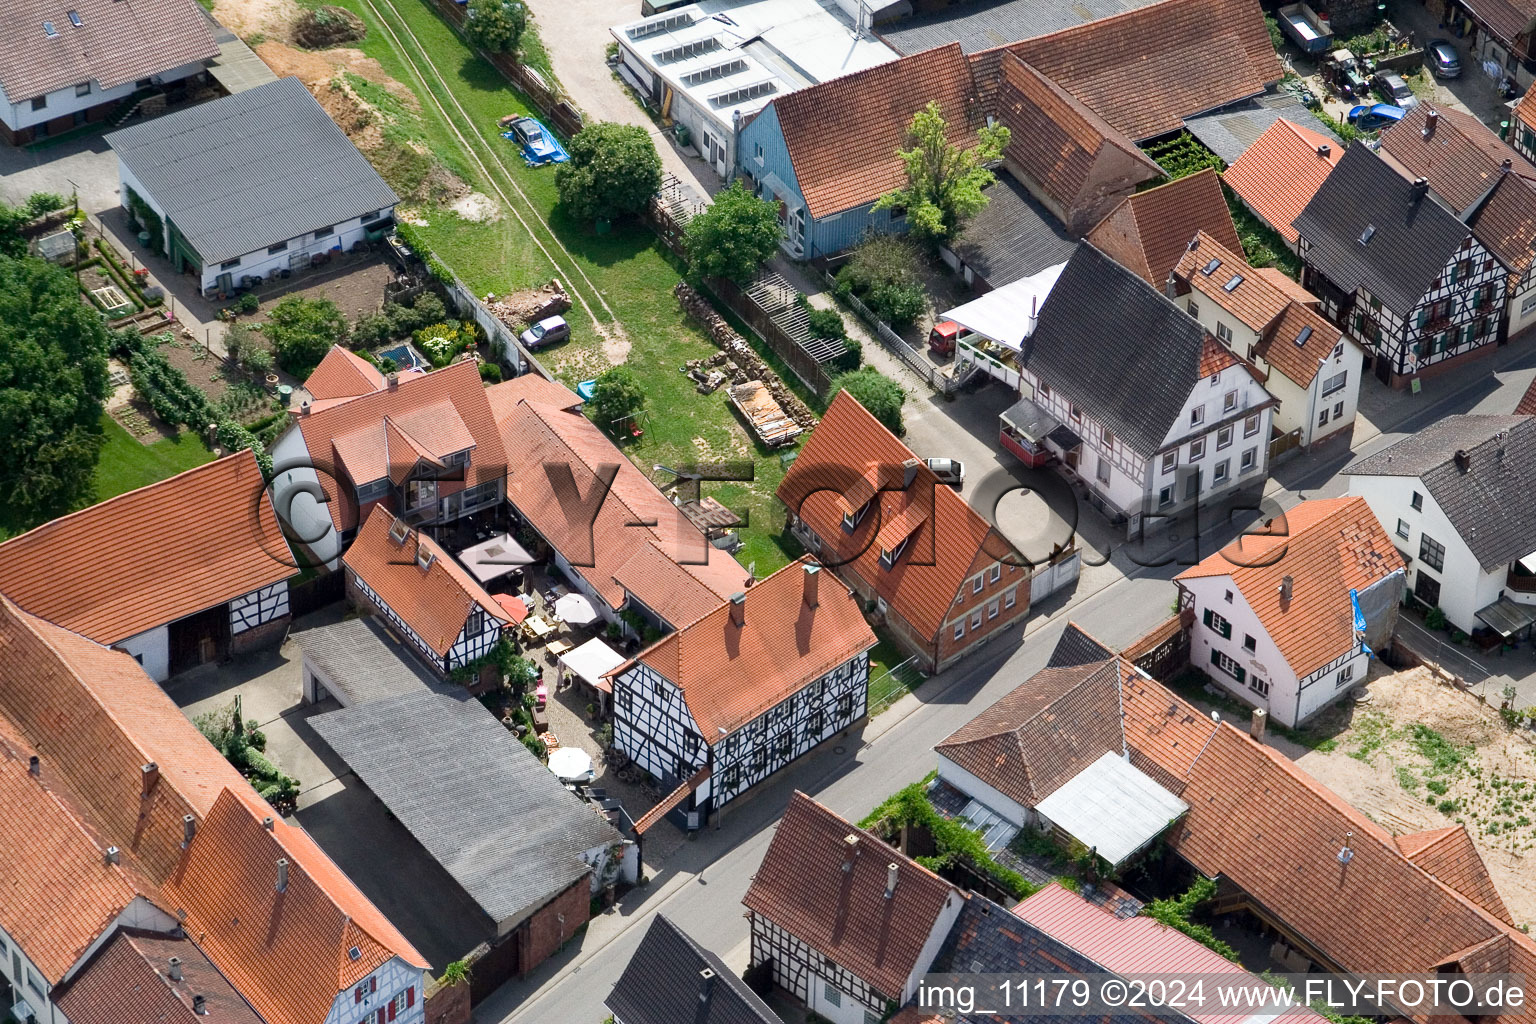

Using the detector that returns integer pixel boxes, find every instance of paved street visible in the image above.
[486,329,1536,1024]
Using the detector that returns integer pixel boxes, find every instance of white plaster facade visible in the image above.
[1,59,205,135]
[1348,474,1536,634]
[1179,574,1368,727]
[114,625,170,683]
[269,427,346,568]
[934,756,1032,827]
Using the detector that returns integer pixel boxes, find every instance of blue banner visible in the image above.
[1349,588,1368,634]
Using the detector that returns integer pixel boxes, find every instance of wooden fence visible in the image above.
[425,0,584,137]
[710,275,835,396]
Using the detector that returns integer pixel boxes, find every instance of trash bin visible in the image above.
[136,230,151,246]
[277,384,293,406]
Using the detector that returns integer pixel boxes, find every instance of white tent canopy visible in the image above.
[559,637,627,693]
[941,261,1068,352]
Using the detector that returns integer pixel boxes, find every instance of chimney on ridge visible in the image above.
[803,563,821,609]
[1279,575,1294,606]
[728,592,746,628]
[1423,110,1439,138]
[276,858,289,894]
[885,862,899,899]
[168,957,183,983]
[1454,449,1472,473]
[28,755,39,777]
[141,761,160,796]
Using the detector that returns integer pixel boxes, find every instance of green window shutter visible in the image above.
[1416,308,1428,328]
[1210,649,1221,669]
[1235,665,1246,683]
[1221,618,1232,640]
[1203,608,1214,629]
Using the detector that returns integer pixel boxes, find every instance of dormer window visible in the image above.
[841,503,869,531]
[879,536,910,569]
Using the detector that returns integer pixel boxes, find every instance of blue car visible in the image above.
[1347,103,1406,133]
[502,116,569,166]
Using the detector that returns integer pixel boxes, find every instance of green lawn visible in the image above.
[330,0,809,574]
[867,629,924,713]
[93,414,215,501]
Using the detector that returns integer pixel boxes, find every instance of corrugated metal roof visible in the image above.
[1032,751,1188,866]
[949,172,1078,289]
[107,77,397,264]
[877,0,1162,55]
[309,688,622,929]
[290,617,446,707]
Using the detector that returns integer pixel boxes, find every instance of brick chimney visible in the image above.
[728,592,746,627]
[1251,707,1268,741]
[386,371,400,390]
[1279,574,1293,608]
[141,761,160,796]
[1317,143,1331,158]
[1423,110,1439,138]
[803,563,821,609]
[276,858,289,893]
[28,755,39,777]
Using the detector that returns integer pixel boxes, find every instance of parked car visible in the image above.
[501,116,570,166]
[928,320,961,356]
[925,458,965,486]
[1426,39,1462,78]
[1372,71,1418,110]
[520,315,570,349]
[1347,103,1407,133]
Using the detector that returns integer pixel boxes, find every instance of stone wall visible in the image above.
[674,282,818,430]
[229,614,290,655]
[422,981,470,1024]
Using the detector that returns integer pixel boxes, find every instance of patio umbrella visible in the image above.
[548,746,595,783]
[554,592,599,625]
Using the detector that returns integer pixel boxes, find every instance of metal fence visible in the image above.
[822,269,952,395]
[1393,615,1494,691]
[868,655,927,717]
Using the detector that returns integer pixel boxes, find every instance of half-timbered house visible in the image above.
[743,792,963,1024]
[1294,143,1508,389]
[0,450,294,682]
[342,505,510,680]
[1175,497,1405,727]
[610,560,876,819]
[1014,245,1278,538]
[777,392,1034,672]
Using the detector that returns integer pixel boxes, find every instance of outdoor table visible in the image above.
[523,616,555,643]
[546,639,574,660]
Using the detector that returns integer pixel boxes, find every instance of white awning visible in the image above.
[559,637,627,693]
[456,532,537,583]
[942,261,1068,351]
[1034,751,1189,868]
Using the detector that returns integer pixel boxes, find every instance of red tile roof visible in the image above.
[55,930,265,1024]
[743,791,962,999]
[0,596,426,1024]
[0,727,138,982]
[992,53,1160,232]
[490,375,750,626]
[1117,658,1217,794]
[1084,169,1243,286]
[1380,104,1536,213]
[1222,118,1342,247]
[1176,497,1405,678]
[343,506,509,657]
[1395,825,1513,925]
[935,659,1125,807]
[1469,170,1536,279]
[0,451,292,644]
[304,346,385,402]
[0,0,219,105]
[977,0,1280,143]
[776,392,1015,642]
[1197,335,1244,378]
[1255,267,1321,305]
[1518,377,1536,415]
[768,43,980,219]
[1517,81,1536,135]
[626,559,875,740]
[292,359,508,532]
[1173,230,1343,387]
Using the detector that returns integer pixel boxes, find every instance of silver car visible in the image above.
[1373,71,1419,110]
[519,315,569,349]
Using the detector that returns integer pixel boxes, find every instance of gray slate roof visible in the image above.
[107,76,397,264]
[291,617,445,707]
[1020,244,1209,459]
[1183,94,1340,165]
[311,687,621,929]
[1292,142,1472,316]
[877,0,1162,54]
[1349,415,1536,571]
[607,916,784,1024]
[1047,623,1116,667]
[948,172,1078,289]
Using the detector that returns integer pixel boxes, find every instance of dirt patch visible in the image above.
[306,71,466,206]
[213,0,300,41]
[601,323,631,363]
[1287,665,1536,926]
[450,192,502,223]
[293,5,366,48]
[255,41,412,103]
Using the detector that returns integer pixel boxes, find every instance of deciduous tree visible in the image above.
[464,0,527,53]
[555,122,663,224]
[684,181,782,284]
[830,367,906,437]
[874,100,1009,243]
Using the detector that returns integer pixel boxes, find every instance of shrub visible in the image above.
[413,321,474,368]
[1426,606,1449,631]
[479,362,503,382]
[805,306,846,340]
[464,0,526,53]
[1141,878,1240,962]
[129,349,215,428]
[25,192,68,218]
[834,334,863,373]
[352,312,394,348]
[265,295,348,376]
[829,367,905,436]
[245,346,275,377]
[555,122,663,224]
[237,292,259,315]
[293,4,365,47]
[589,365,645,431]
[835,235,927,328]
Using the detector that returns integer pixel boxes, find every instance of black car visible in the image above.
[1427,39,1462,78]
